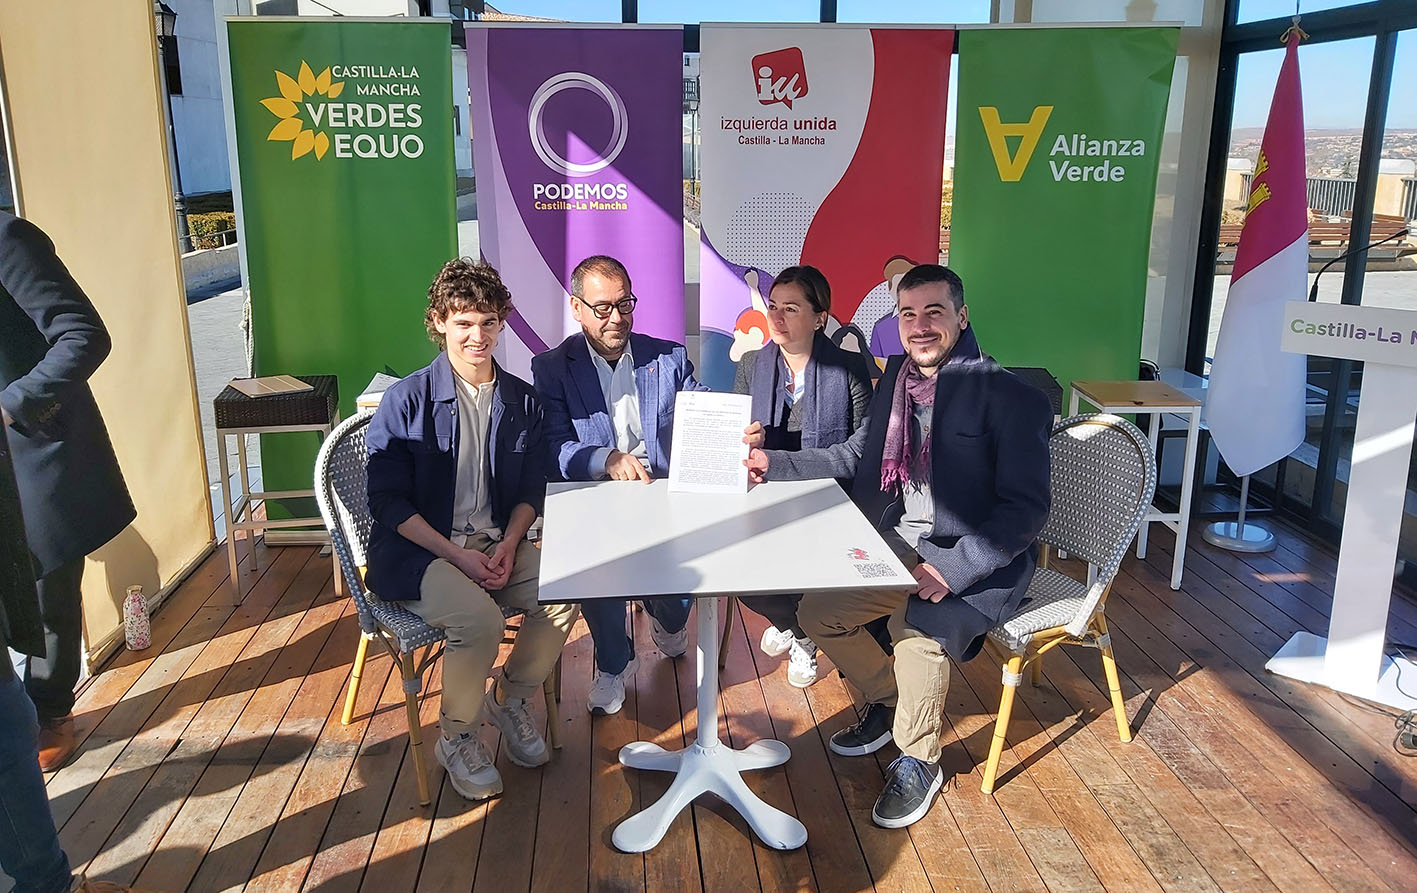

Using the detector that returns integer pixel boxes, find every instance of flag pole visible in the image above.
[1202,14,1306,555]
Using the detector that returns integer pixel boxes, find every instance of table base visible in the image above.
[611,597,808,854]
[613,739,805,852]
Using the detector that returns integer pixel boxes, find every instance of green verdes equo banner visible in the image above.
[226,20,456,512]
[951,28,1177,400]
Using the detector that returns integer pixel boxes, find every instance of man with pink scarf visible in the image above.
[746,264,1051,829]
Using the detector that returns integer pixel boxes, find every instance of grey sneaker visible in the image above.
[435,732,503,801]
[649,614,688,658]
[484,684,549,768]
[587,656,638,716]
[872,754,944,828]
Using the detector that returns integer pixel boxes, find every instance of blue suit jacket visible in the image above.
[365,354,545,603]
[531,332,706,481]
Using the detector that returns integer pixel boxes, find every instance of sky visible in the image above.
[492,0,1416,130]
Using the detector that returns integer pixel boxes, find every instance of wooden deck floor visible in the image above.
[24,519,1417,892]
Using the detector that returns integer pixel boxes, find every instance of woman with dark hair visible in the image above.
[735,265,873,686]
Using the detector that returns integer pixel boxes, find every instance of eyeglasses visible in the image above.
[577,295,638,320]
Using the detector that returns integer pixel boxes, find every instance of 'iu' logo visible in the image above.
[978,106,1054,182]
[752,48,808,109]
[261,61,344,161]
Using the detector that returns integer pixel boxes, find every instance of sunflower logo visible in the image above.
[260,62,344,161]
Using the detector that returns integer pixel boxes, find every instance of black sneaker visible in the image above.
[829,702,894,756]
[872,754,944,828]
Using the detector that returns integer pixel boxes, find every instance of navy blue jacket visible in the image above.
[765,328,1052,660]
[531,331,707,481]
[1,422,42,657]
[0,212,134,576]
[365,354,546,603]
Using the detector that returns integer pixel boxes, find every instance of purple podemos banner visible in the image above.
[466,25,686,375]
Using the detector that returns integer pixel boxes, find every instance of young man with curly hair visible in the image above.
[365,258,578,801]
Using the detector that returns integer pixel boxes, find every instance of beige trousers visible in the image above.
[408,533,578,737]
[798,548,949,764]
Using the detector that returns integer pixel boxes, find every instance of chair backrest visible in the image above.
[1038,414,1157,634]
[314,412,378,633]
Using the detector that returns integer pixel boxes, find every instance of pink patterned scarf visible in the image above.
[880,360,938,494]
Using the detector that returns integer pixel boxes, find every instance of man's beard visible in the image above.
[908,342,948,370]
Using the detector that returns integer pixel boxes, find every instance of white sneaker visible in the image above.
[435,732,503,801]
[786,637,820,688]
[484,684,549,768]
[587,656,638,716]
[760,626,795,657]
[649,614,688,658]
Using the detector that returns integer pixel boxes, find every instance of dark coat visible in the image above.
[0,422,42,657]
[734,331,873,452]
[365,354,546,603]
[0,212,134,577]
[765,327,1052,660]
[531,331,707,481]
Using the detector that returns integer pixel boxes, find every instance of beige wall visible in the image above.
[1375,173,1409,220]
[0,2,213,660]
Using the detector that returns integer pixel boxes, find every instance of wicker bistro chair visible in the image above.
[314,412,563,808]
[979,413,1157,795]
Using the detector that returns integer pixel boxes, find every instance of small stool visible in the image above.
[1070,379,1203,591]
[214,375,341,599]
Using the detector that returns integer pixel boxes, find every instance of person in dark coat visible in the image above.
[746,264,1051,830]
[734,265,871,687]
[0,211,135,771]
[0,420,76,892]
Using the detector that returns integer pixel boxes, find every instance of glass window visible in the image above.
[1238,1,1370,24]
[1380,29,1417,235]
[638,0,819,23]
[484,1,622,22]
[837,0,991,23]
[1028,0,1205,27]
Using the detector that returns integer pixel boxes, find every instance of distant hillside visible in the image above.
[1229,128,1417,178]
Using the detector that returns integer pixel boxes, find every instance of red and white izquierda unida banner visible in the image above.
[696,25,953,391]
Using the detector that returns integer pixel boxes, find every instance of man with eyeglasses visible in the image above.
[532,254,707,716]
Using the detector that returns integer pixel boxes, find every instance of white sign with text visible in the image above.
[1282,300,1417,366]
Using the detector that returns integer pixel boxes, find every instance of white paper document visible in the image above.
[668,391,752,494]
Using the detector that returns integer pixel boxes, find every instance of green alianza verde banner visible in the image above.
[950,27,1177,398]
[226,19,456,512]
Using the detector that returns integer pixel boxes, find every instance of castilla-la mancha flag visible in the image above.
[1206,32,1308,477]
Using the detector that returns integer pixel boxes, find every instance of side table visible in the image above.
[214,375,341,599]
[1070,380,1202,590]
